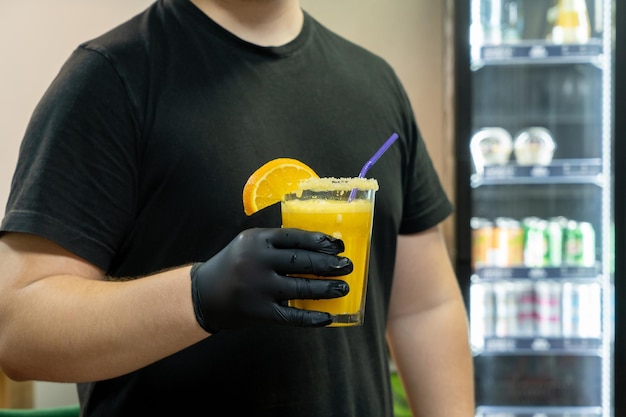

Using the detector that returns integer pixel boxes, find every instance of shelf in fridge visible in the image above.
[475,405,603,417]
[471,39,604,69]
[471,158,603,188]
[472,266,600,281]
[478,336,602,354]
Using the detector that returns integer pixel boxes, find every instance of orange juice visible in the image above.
[281,177,377,326]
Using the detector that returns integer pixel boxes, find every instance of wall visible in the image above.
[0,0,451,408]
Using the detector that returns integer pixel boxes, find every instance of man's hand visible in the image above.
[190,228,352,333]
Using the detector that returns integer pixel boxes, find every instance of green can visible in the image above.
[563,220,596,267]
[563,220,582,266]
[578,221,596,267]
[522,217,548,267]
[546,217,566,267]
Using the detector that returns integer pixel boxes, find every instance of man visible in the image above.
[0,0,474,415]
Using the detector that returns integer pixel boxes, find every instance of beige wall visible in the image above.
[0,0,453,407]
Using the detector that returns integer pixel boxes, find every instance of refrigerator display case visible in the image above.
[453,0,620,416]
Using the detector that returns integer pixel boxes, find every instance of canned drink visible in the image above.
[534,280,562,337]
[561,282,580,337]
[483,283,496,337]
[516,281,535,336]
[577,283,601,338]
[523,217,549,267]
[546,217,566,267]
[494,282,518,337]
[563,220,582,266]
[563,220,596,267]
[470,283,496,340]
[471,218,493,269]
[578,222,596,267]
[492,218,524,267]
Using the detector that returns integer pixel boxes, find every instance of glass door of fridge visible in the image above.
[461,0,615,416]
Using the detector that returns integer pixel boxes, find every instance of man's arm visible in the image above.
[386,227,475,417]
[0,232,209,383]
[0,228,351,383]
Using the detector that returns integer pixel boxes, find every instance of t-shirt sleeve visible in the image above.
[1,46,140,271]
[395,85,454,235]
[399,133,454,234]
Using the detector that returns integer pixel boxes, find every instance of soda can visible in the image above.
[471,217,493,269]
[483,283,496,337]
[470,283,496,340]
[492,217,524,267]
[523,217,549,267]
[578,222,596,268]
[561,282,580,337]
[516,281,535,336]
[494,282,518,337]
[534,280,562,337]
[546,217,566,267]
[577,283,601,338]
[491,218,508,267]
[563,220,583,266]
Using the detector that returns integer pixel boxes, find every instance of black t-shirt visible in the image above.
[1,0,453,415]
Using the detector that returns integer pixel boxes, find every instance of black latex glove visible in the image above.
[190,228,353,333]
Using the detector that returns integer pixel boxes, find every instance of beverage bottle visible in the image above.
[501,0,524,43]
[477,0,524,45]
[551,0,591,44]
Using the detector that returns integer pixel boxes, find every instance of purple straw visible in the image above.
[348,133,399,201]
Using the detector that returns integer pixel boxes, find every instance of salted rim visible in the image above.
[296,177,379,192]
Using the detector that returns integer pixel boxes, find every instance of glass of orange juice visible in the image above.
[281,177,378,327]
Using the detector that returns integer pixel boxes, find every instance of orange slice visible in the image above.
[243,158,319,216]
